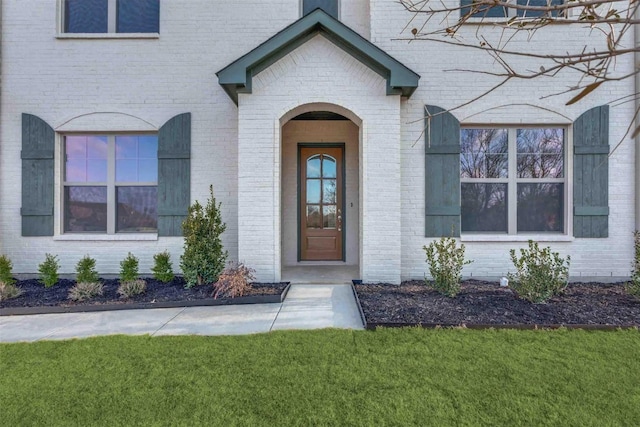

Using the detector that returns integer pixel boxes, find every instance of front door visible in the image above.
[299,145,344,260]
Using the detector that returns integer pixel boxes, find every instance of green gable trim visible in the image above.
[216,9,420,105]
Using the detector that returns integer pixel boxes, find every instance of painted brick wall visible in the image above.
[368,0,636,279]
[0,0,301,274]
[238,35,402,283]
[0,0,635,281]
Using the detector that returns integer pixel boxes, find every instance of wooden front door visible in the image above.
[300,146,344,261]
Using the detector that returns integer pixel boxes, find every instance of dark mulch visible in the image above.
[0,278,287,309]
[355,280,640,327]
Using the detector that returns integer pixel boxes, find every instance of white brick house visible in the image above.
[0,0,637,284]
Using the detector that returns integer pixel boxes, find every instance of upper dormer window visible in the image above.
[64,0,159,34]
[303,0,339,19]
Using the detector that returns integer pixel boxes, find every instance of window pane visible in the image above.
[117,0,160,33]
[65,136,107,182]
[517,129,564,178]
[323,205,336,228]
[517,0,563,17]
[322,156,336,178]
[307,180,321,203]
[86,159,108,182]
[461,183,508,233]
[303,0,339,18]
[116,186,157,232]
[116,136,138,159]
[307,156,321,178]
[64,186,107,232]
[461,129,508,178]
[65,136,87,159]
[138,159,158,182]
[138,135,158,158]
[460,0,508,17]
[517,184,564,232]
[323,179,336,204]
[65,0,108,33]
[116,159,138,182]
[116,135,158,182]
[307,206,321,228]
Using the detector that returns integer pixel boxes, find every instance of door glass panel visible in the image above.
[323,206,336,228]
[306,206,321,228]
[322,156,336,178]
[306,180,321,203]
[322,179,336,204]
[307,156,321,178]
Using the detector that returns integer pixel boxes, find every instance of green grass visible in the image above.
[1,328,639,426]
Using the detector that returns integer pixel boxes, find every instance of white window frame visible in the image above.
[460,125,571,237]
[61,133,158,235]
[57,0,160,38]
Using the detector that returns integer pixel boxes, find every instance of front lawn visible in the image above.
[1,328,638,426]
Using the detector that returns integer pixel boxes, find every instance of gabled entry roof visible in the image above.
[216,9,420,105]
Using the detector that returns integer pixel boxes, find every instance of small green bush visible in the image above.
[76,256,100,284]
[152,251,174,283]
[68,282,103,301]
[0,281,22,301]
[38,253,60,288]
[423,237,472,297]
[0,255,15,285]
[508,240,570,303]
[118,279,146,299]
[626,230,640,299]
[213,262,255,299]
[120,252,140,283]
[180,185,228,288]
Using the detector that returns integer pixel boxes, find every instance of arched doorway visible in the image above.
[280,104,361,283]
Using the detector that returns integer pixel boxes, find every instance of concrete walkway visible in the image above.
[0,285,364,343]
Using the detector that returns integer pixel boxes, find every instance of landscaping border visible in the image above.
[0,284,291,316]
[351,285,638,331]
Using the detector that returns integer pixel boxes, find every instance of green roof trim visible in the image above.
[216,9,420,104]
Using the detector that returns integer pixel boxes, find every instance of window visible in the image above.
[64,0,159,33]
[460,0,564,19]
[302,0,339,19]
[460,127,566,234]
[63,134,158,233]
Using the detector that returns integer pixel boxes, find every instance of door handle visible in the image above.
[337,209,342,231]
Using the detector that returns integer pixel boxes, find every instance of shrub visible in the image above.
[76,256,100,284]
[627,230,640,299]
[38,253,60,288]
[120,252,140,283]
[152,251,174,283]
[0,255,15,285]
[180,185,228,288]
[508,240,570,303]
[212,262,255,299]
[118,279,147,299]
[423,237,472,297]
[68,282,104,301]
[0,281,22,301]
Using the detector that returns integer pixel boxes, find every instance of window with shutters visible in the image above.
[63,134,158,233]
[460,0,565,19]
[460,127,567,234]
[63,0,159,34]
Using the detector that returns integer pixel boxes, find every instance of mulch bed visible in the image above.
[0,278,288,315]
[354,280,640,329]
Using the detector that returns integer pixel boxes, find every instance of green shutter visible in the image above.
[573,105,609,238]
[425,105,461,237]
[21,114,55,236]
[158,113,191,236]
